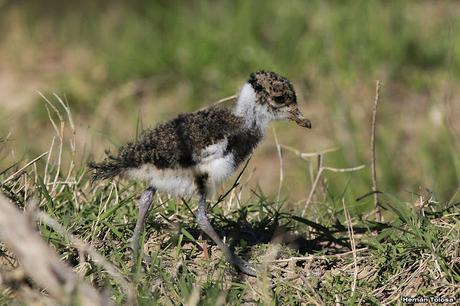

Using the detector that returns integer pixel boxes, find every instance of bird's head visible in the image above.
[237,71,311,129]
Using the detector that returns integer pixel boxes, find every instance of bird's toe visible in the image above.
[231,255,257,277]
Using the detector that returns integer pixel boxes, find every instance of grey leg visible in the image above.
[196,193,256,276]
[131,186,156,261]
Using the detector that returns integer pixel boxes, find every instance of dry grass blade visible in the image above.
[198,94,238,111]
[342,199,358,297]
[212,94,237,105]
[38,91,62,137]
[371,80,383,222]
[0,194,113,306]
[212,157,251,209]
[2,152,48,185]
[184,284,201,306]
[323,165,365,173]
[38,92,67,194]
[280,144,338,159]
[302,153,365,216]
[280,143,364,216]
[53,93,77,182]
[303,154,324,215]
[36,211,136,305]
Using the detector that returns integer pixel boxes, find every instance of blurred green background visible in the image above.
[1,0,460,211]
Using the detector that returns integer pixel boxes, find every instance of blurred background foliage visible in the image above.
[1,0,460,213]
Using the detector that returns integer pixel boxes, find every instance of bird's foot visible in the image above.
[231,254,257,277]
[128,237,152,272]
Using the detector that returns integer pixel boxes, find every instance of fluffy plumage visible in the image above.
[88,71,311,276]
[90,107,244,175]
[89,71,310,196]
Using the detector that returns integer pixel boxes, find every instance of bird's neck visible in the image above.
[234,83,272,133]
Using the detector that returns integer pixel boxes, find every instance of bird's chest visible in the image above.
[224,129,263,165]
[197,130,262,182]
[196,139,235,185]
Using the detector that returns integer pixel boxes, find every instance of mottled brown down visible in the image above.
[89,106,244,179]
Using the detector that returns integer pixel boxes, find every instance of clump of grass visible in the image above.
[0,95,458,304]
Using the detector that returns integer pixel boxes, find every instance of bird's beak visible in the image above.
[288,108,312,128]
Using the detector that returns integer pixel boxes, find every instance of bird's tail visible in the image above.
[88,157,126,181]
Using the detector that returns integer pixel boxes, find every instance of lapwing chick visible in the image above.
[89,71,311,276]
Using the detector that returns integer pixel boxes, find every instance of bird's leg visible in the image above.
[196,193,256,276]
[131,186,156,262]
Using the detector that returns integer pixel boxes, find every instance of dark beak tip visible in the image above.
[300,119,312,129]
[289,110,312,129]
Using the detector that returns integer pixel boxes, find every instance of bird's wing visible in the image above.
[116,106,243,169]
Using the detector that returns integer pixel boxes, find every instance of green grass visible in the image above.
[1,160,459,304]
[0,107,458,303]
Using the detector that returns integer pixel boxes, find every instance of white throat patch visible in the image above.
[234,83,274,131]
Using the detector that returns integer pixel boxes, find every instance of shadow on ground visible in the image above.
[149,203,392,260]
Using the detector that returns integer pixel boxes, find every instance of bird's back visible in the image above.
[89,106,244,180]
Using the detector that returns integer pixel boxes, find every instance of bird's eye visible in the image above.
[273,96,284,104]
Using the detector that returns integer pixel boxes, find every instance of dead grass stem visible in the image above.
[371,80,383,222]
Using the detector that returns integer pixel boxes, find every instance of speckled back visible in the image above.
[117,106,244,169]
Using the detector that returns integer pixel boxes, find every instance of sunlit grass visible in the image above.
[0,2,460,303]
[0,95,459,304]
